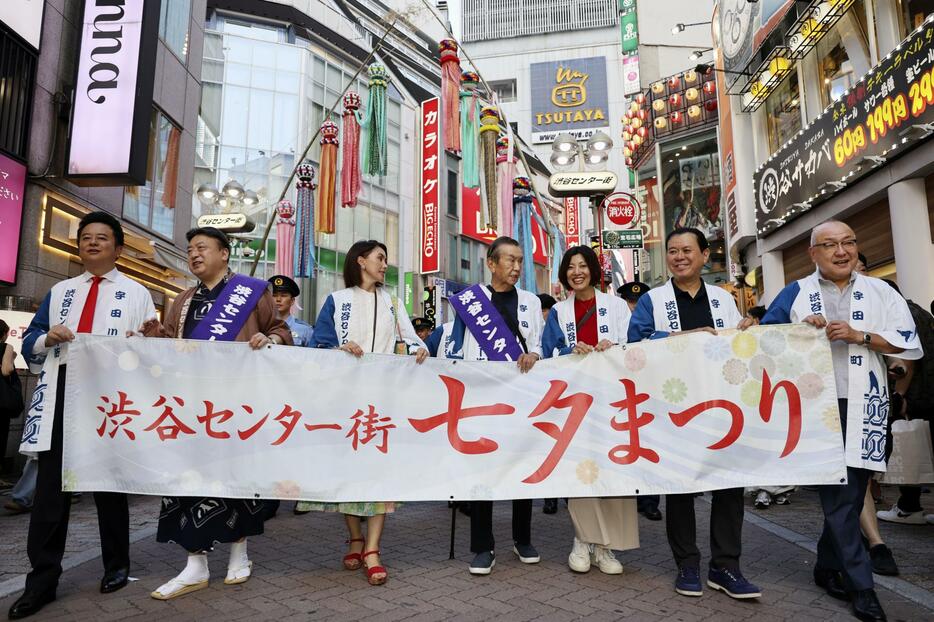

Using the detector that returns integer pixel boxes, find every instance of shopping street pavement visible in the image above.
[0,487,932,621]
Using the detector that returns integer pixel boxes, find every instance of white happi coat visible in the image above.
[647,279,743,334]
[542,290,631,358]
[763,270,922,471]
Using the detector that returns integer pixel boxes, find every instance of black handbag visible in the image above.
[0,345,25,418]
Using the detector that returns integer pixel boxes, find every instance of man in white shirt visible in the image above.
[9,212,157,620]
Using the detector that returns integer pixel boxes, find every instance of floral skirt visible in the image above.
[299,501,399,516]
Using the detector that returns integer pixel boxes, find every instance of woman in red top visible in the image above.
[541,246,638,575]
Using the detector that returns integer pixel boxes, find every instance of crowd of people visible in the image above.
[1,211,931,622]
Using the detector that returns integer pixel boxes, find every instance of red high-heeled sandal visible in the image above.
[362,550,387,586]
[342,538,364,570]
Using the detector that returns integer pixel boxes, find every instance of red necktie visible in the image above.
[77,276,104,334]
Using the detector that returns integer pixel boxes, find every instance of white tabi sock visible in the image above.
[228,539,249,572]
[179,553,210,584]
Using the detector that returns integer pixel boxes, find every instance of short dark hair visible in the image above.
[186,227,231,251]
[746,306,766,320]
[77,211,124,246]
[343,239,388,288]
[0,319,8,340]
[858,253,868,267]
[558,245,601,290]
[665,227,709,251]
[537,293,557,311]
[487,236,521,261]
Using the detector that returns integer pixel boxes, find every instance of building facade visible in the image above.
[715,0,934,308]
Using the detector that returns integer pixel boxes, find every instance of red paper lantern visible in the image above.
[703,80,716,96]
[705,99,718,112]
[625,156,633,166]
[626,110,636,119]
[635,93,646,105]
[626,140,637,151]
[669,93,682,108]
[670,111,684,125]
[636,109,648,121]
[668,75,681,90]
[637,127,649,139]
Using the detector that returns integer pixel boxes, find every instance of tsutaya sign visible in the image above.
[530,56,610,144]
[61,327,846,500]
[66,0,161,186]
[420,97,440,274]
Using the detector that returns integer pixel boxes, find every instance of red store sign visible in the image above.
[420,98,440,274]
[563,197,580,246]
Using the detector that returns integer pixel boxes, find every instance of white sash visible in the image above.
[650,279,740,333]
[793,271,922,471]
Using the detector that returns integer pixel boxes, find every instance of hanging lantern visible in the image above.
[636,109,648,121]
[688,105,702,120]
[626,109,636,120]
[684,69,698,85]
[635,92,646,105]
[622,130,632,141]
[702,80,717,97]
[631,117,642,129]
[654,116,668,130]
[632,134,643,146]
[624,147,633,158]
[652,99,667,113]
[685,87,700,102]
[625,156,633,167]
[669,93,682,109]
[629,101,640,113]
[626,140,637,151]
[668,75,681,91]
[670,111,684,125]
[636,126,649,139]
[651,81,665,95]
[705,99,718,112]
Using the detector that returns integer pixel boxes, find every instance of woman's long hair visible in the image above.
[343,240,388,288]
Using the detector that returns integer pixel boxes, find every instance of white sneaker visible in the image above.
[925,514,934,525]
[876,504,925,525]
[592,545,623,575]
[754,491,771,509]
[151,553,210,600]
[568,537,591,573]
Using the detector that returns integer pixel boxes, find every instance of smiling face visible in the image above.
[487,243,523,289]
[78,222,122,273]
[358,246,388,286]
[187,235,229,282]
[809,221,858,283]
[666,232,708,280]
[565,252,593,294]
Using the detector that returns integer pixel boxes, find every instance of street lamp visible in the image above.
[689,48,713,61]
[671,21,711,35]
[550,132,614,171]
[198,178,262,214]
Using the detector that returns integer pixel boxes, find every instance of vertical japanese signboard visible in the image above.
[0,153,26,284]
[563,197,580,246]
[420,97,440,274]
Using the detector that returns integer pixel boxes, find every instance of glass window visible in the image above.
[765,71,801,155]
[447,170,459,216]
[816,1,871,106]
[448,234,458,275]
[489,79,517,103]
[124,110,180,239]
[159,0,190,60]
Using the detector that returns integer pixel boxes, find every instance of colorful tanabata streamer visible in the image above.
[274,199,295,278]
[512,176,536,293]
[317,120,338,234]
[294,162,317,278]
[439,39,461,152]
[496,135,516,237]
[341,92,363,208]
[479,106,500,230]
[356,64,388,177]
[459,71,481,188]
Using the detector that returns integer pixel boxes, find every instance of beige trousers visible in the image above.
[568,497,639,551]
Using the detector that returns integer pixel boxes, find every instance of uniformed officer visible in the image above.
[617,281,651,313]
[411,317,434,343]
[268,275,315,347]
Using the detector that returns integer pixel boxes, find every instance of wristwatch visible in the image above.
[862,332,872,345]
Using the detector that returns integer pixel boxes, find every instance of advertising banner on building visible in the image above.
[563,197,581,246]
[0,153,26,284]
[0,0,45,50]
[754,15,934,235]
[420,97,441,274]
[623,55,642,97]
[66,0,160,186]
[530,56,610,144]
[62,327,846,500]
[620,6,639,54]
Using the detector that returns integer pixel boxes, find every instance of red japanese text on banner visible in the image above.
[62,325,846,501]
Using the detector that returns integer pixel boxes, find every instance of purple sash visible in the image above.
[189,274,269,342]
[449,284,524,361]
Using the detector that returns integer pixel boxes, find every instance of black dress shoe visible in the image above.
[640,508,662,521]
[813,567,849,601]
[851,589,887,622]
[8,589,55,620]
[542,499,558,514]
[100,568,129,594]
[869,544,899,576]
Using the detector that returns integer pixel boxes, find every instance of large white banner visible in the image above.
[62,325,847,501]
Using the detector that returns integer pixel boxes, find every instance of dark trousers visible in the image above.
[816,398,874,591]
[896,410,933,512]
[25,372,129,593]
[665,488,744,570]
[470,500,532,553]
[637,495,660,513]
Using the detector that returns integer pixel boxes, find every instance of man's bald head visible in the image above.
[810,220,855,246]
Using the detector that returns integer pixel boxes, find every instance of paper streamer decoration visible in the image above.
[275,200,295,278]
[316,120,338,234]
[512,176,536,293]
[294,162,316,278]
[356,64,388,177]
[459,71,481,188]
[439,39,461,152]
[341,92,363,208]
[479,106,499,229]
[496,135,516,237]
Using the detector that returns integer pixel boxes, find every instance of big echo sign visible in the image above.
[420,97,440,274]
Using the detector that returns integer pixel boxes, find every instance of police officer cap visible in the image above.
[617,281,650,301]
[268,275,300,297]
[412,317,433,332]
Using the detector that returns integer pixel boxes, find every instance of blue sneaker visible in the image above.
[675,565,703,597]
[707,566,762,599]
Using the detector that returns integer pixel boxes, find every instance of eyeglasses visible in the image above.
[812,239,857,252]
